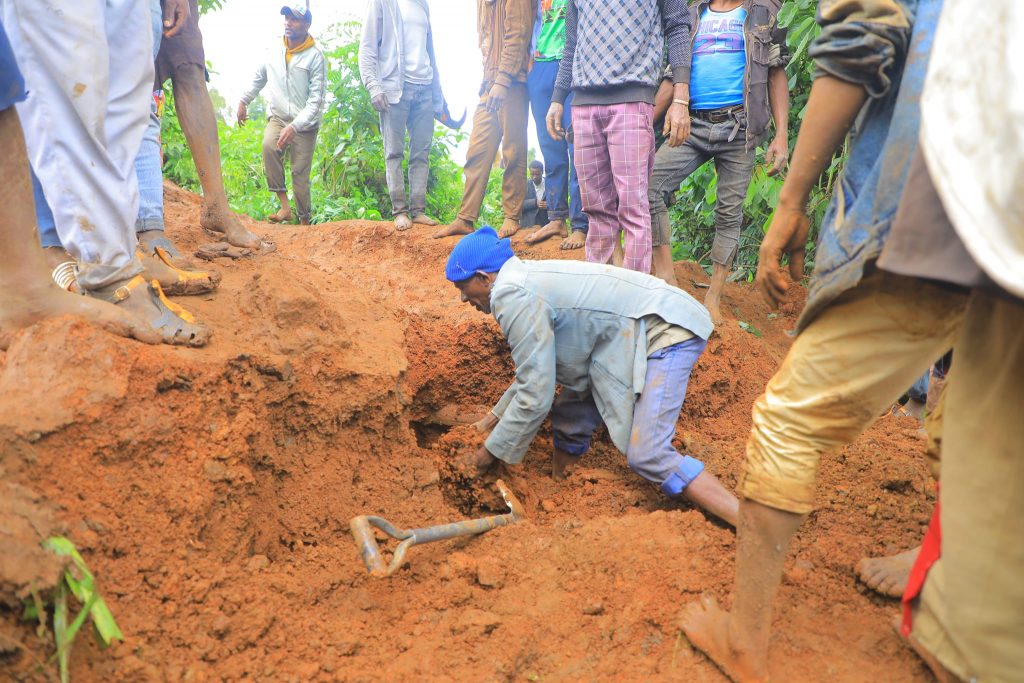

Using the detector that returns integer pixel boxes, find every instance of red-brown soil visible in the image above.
[0,185,936,682]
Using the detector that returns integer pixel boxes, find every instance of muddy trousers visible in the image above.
[4,0,154,289]
[647,115,755,263]
[381,81,434,218]
[738,270,1024,679]
[262,116,319,224]
[457,82,529,223]
[550,338,707,495]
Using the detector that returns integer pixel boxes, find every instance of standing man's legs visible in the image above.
[563,96,589,250]
[680,272,965,682]
[705,125,756,324]
[289,126,319,225]
[526,60,571,245]
[406,83,438,225]
[606,102,655,273]
[381,88,414,229]
[262,116,291,222]
[158,0,266,249]
[573,104,617,265]
[496,82,529,238]
[648,121,712,287]
[434,93,503,238]
[0,24,156,347]
[6,0,208,345]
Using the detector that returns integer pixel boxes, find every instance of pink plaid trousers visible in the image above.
[571,102,656,273]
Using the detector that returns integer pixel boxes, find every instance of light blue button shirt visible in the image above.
[484,258,713,464]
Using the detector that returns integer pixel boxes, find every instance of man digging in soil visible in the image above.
[444,227,739,527]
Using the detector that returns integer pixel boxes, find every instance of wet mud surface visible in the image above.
[0,185,935,681]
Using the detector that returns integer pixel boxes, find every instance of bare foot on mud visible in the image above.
[138,248,221,296]
[201,204,274,253]
[412,213,439,226]
[856,547,919,598]
[266,207,292,224]
[433,218,474,239]
[0,280,160,349]
[682,594,766,683]
[704,291,724,325]
[524,220,565,246]
[497,218,521,239]
[561,229,586,250]
[395,213,413,231]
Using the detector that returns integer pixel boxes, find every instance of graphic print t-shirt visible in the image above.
[689,5,747,110]
[534,0,568,62]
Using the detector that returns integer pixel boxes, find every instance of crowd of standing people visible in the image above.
[1,1,1022,682]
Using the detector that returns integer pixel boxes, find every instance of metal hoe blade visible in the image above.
[349,479,524,577]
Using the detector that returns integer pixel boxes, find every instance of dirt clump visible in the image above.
[0,186,935,682]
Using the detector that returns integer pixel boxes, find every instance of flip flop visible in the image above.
[141,247,221,296]
[88,275,210,347]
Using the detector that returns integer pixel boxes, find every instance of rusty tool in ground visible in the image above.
[349,479,524,577]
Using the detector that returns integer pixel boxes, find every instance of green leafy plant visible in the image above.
[22,537,123,683]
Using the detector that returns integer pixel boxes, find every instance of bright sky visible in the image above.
[201,1,541,163]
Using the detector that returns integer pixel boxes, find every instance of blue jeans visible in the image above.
[527,59,587,232]
[550,337,707,495]
[33,0,164,248]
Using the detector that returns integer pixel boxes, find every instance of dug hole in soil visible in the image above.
[0,184,937,682]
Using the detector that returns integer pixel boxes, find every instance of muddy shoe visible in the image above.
[138,248,221,296]
[86,275,211,347]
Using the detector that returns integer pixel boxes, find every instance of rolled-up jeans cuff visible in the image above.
[76,256,145,291]
[552,435,591,457]
[134,216,165,233]
[547,210,569,221]
[711,234,738,267]
[659,455,705,496]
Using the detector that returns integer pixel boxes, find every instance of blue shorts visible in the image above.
[0,22,27,112]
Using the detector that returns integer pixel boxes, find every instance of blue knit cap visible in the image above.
[445,226,514,282]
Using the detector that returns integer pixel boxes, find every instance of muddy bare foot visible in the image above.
[682,594,766,683]
[0,280,161,349]
[433,218,474,239]
[524,220,565,246]
[704,292,724,325]
[561,229,586,250]
[201,205,276,254]
[267,207,292,224]
[412,213,439,226]
[139,248,221,296]
[856,547,919,598]
[395,213,413,231]
[497,218,521,239]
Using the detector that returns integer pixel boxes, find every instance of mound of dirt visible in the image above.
[0,186,934,682]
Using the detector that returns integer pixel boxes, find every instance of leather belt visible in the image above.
[690,104,745,124]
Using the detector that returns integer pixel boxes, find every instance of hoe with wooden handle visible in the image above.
[350,479,525,577]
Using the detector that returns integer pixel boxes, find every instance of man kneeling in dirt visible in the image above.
[446,227,739,526]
